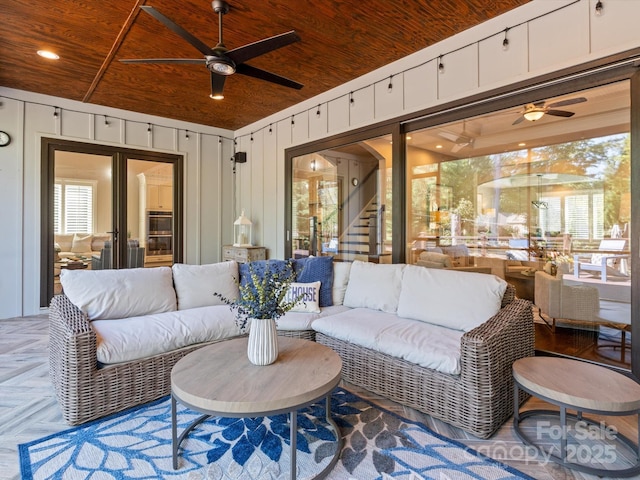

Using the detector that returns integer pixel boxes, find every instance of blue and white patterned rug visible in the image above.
[19,388,532,479]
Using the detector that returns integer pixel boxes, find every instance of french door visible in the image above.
[40,138,183,307]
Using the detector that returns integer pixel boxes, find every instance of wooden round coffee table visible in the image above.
[513,357,640,476]
[171,336,343,478]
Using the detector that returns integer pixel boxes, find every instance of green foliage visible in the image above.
[214,261,299,331]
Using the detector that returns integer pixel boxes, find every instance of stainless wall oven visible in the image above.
[147,210,173,256]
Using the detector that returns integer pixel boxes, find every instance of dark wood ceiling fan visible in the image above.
[120,1,303,99]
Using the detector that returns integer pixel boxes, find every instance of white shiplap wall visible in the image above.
[234,0,640,260]
[0,88,235,318]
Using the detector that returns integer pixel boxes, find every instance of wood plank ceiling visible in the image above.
[1,0,529,130]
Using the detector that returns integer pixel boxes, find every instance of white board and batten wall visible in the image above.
[1,0,640,319]
[233,0,640,260]
[0,89,235,318]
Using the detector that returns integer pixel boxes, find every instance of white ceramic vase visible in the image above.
[247,318,279,365]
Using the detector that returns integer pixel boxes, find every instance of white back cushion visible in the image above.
[343,261,405,313]
[172,261,239,310]
[60,267,177,320]
[397,265,507,331]
[332,261,352,306]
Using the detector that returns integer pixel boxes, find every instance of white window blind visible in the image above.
[54,180,96,233]
[540,196,561,234]
[565,195,589,239]
[592,193,604,239]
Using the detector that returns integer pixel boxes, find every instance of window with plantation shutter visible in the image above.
[54,179,96,233]
[564,194,589,239]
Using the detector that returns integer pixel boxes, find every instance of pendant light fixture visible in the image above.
[531,174,548,209]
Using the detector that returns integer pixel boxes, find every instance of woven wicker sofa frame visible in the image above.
[316,285,534,439]
[49,294,315,425]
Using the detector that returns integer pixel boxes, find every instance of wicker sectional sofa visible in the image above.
[49,258,533,439]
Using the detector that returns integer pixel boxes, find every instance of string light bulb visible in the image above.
[387,75,393,92]
[147,123,151,133]
[53,107,59,118]
[268,123,273,134]
[350,92,354,105]
[502,28,510,51]
[316,105,321,116]
[595,1,603,16]
[104,115,110,127]
[438,55,444,73]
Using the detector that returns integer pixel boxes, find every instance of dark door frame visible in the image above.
[40,138,184,307]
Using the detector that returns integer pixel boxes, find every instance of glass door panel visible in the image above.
[405,81,631,369]
[53,151,112,292]
[291,133,393,263]
[127,159,175,268]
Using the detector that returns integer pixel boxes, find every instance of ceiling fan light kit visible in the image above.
[513,96,587,125]
[120,1,303,100]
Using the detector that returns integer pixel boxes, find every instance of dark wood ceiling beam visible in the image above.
[82,0,148,103]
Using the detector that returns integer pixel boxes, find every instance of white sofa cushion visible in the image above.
[276,305,350,331]
[55,233,75,252]
[397,265,507,332]
[343,261,405,313]
[92,305,241,364]
[332,261,352,306]
[313,308,464,375]
[172,261,239,310]
[285,282,321,313]
[60,267,177,320]
[71,233,92,253]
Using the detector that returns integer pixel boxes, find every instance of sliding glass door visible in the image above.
[287,132,394,263]
[41,139,183,307]
[405,80,632,369]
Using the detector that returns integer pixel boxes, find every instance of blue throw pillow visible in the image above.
[238,260,291,286]
[292,256,334,307]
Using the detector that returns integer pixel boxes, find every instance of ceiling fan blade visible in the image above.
[119,58,205,64]
[438,131,460,142]
[451,143,465,153]
[227,31,301,65]
[140,6,212,57]
[236,63,303,90]
[548,97,587,108]
[512,115,526,125]
[210,73,227,98]
[546,109,575,118]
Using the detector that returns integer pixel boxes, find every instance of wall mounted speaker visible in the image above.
[234,151,247,163]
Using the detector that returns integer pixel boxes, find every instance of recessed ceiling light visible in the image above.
[518,143,526,147]
[435,145,443,149]
[37,50,60,60]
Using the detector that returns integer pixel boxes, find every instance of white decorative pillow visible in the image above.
[343,261,405,313]
[71,233,92,253]
[60,266,177,320]
[332,262,352,306]
[418,251,452,268]
[55,233,75,252]
[397,265,507,332]
[172,261,239,310]
[285,281,321,313]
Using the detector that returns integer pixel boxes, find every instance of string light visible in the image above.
[250,132,254,142]
[268,123,273,134]
[185,130,190,139]
[291,115,295,126]
[316,105,321,116]
[595,1,603,16]
[438,55,444,73]
[350,92,354,105]
[53,107,59,118]
[104,115,110,127]
[502,28,510,51]
[147,123,151,133]
[387,75,393,92]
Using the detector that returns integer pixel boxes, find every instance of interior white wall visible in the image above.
[0,88,234,319]
[234,0,640,260]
